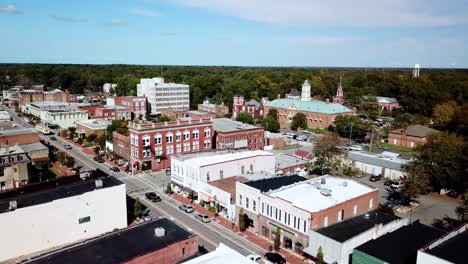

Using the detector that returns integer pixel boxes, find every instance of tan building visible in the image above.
[388,125,438,148]
[264,80,353,129]
[76,119,111,137]
[0,145,30,191]
[197,98,229,117]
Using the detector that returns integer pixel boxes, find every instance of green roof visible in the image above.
[265,98,352,115]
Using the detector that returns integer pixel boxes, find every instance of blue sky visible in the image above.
[1,0,467,67]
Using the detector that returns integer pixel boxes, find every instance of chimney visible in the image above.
[326,98,330,104]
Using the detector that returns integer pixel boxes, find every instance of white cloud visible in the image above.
[106,19,127,27]
[130,7,161,17]
[0,4,22,14]
[50,15,87,23]
[173,0,468,27]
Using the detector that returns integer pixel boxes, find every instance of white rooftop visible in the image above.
[0,111,10,120]
[269,175,376,213]
[183,243,252,264]
[76,119,111,129]
[175,150,274,168]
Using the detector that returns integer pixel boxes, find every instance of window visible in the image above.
[184,130,190,140]
[176,131,181,142]
[166,133,173,143]
[204,128,211,137]
[142,135,150,146]
[192,141,199,150]
[303,220,306,232]
[193,130,199,139]
[204,139,211,149]
[250,164,253,172]
[206,172,210,181]
[294,216,297,228]
[220,170,224,179]
[184,143,190,152]
[323,217,328,227]
[246,198,249,208]
[176,144,181,153]
[253,200,256,211]
[143,149,151,158]
[166,145,174,155]
[155,147,162,155]
[78,216,91,224]
[353,204,358,215]
[241,165,245,174]
[182,248,185,256]
[239,195,242,206]
[155,134,162,144]
[338,209,344,221]
[369,198,374,209]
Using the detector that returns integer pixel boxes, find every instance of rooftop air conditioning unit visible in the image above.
[342,181,348,187]
[95,179,103,189]
[9,201,17,211]
[363,213,370,219]
[320,189,331,196]
[321,178,326,185]
[154,227,166,237]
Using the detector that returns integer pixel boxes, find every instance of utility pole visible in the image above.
[369,128,375,152]
[349,122,354,142]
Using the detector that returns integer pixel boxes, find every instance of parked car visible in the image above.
[145,192,161,202]
[447,191,459,199]
[355,173,366,178]
[64,144,72,149]
[387,192,410,206]
[296,135,307,141]
[195,213,210,223]
[179,204,194,213]
[284,132,296,139]
[348,145,363,151]
[379,145,391,151]
[140,209,152,221]
[246,254,262,263]
[264,252,286,264]
[369,175,382,182]
[93,156,105,163]
[50,136,57,141]
[391,182,403,189]
[384,180,396,186]
[111,166,120,172]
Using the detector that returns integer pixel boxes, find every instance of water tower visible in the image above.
[413,64,420,78]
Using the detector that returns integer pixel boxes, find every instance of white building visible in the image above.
[346,151,408,180]
[137,77,189,115]
[22,102,88,128]
[0,110,11,122]
[171,150,275,192]
[103,83,117,94]
[417,224,467,264]
[184,243,252,264]
[0,174,127,262]
[304,211,408,264]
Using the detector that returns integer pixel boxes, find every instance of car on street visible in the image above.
[384,180,396,186]
[296,135,307,141]
[391,182,403,189]
[387,192,410,206]
[246,254,262,263]
[111,166,120,172]
[379,145,391,151]
[369,175,382,182]
[179,204,194,213]
[348,145,363,151]
[195,213,211,223]
[50,136,57,141]
[140,209,152,221]
[93,156,105,163]
[145,192,161,202]
[64,144,72,149]
[264,252,286,264]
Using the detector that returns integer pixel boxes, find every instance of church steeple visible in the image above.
[333,76,345,104]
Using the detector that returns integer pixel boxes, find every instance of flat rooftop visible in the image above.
[76,119,111,129]
[187,110,214,115]
[174,150,274,168]
[355,221,447,264]
[212,118,260,133]
[0,170,122,214]
[244,175,307,193]
[316,211,400,242]
[275,153,309,170]
[269,176,376,213]
[425,226,468,264]
[26,218,195,264]
[183,243,251,264]
[0,122,37,136]
[19,142,48,153]
[347,151,408,171]
[208,176,248,204]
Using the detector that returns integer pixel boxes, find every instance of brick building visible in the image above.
[160,109,216,120]
[79,105,131,120]
[236,175,378,253]
[212,118,264,150]
[26,218,198,264]
[113,131,130,161]
[264,131,286,149]
[388,125,438,148]
[0,122,40,146]
[75,119,111,137]
[18,89,76,107]
[376,96,400,111]
[232,96,266,119]
[197,98,229,117]
[108,96,147,120]
[129,118,214,171]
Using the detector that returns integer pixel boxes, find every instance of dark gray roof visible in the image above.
[244,175,307,192]
[26,218,195,264]
[316,211,400,242]
[425,228,468,264]
[355,221,447,264]
[347,151,408,171]
[212,118,259,133]
[244,99,261,110]
[0,170,122,214]
[390,125,439,138]
[288,88,301,97]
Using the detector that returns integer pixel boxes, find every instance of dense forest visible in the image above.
[1,63,467,120]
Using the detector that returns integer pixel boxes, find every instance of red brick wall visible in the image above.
[0,132,40,146]
[264,136,286,149]
[388,132,427,148]
[113,132,130,160]
[95,107,117,120]
[310,189,378,229]
[216,128,264,150]
[124,236,198,264]
[75,123,106,137]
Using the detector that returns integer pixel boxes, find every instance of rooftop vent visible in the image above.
[320,188,331,196]
[321,178,326,185]
[363,213,370,219]
[9,201,17,211]
[341,181,348,187]
[95,179,103,189]
[154,227,166,237]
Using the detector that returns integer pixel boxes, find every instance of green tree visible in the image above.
[96,134,106,148]
[377,204,396,216]
[407,132,466,193]
[56,151,66,165]
[65,156,75,168]
[134,198,142,218]
[236,112,254,124]
[334,115,369,139]
[357,96,380,120]
[264,109,280,132]
[273,227,281,251]
[94,146,101,155]
[238,208,246,232]
[455,193,468,223]
[316,246,325,264]
[433,101,459,129]
[87,133,97,143]
[291,112,307,131]
[68,127,76,134]
[106,120,129,140]
[165,183,173,194]
[159,114,174,122]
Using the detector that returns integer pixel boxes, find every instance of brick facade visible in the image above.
[197,103,229,117]
[232,96,264,119]
[160,109,216,120]
[129,119,214,172]
[114,96,147,119]
[215,128,264,151]
[113,132,130,160]
[0,131,40,146]
[18,90,76,107]
[75,123,106,137]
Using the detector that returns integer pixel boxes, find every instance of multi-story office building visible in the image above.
[137,77,189,115]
